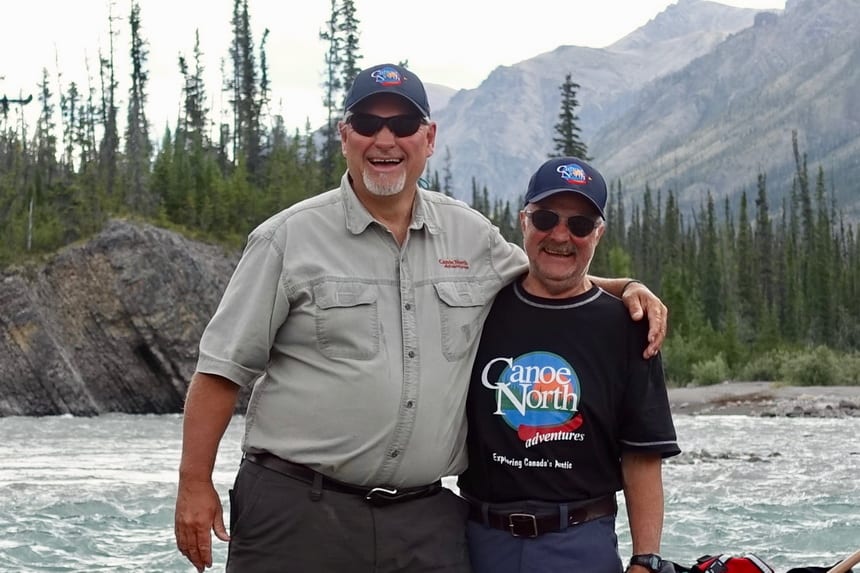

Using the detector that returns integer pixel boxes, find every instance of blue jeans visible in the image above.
[467,514,622,573]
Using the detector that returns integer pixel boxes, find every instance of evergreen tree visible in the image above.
[151,127,180,222]
[179,31,210,149]
[753,173,777,350]
[698,193,722,329]
[124,0,154,215]
[842,224,860,346]
[97,6,121,206]
[639,186,661,289]
[659,190,703,340]
[753,173,774,309]
[319,0,343,189]
[75,63,105,234]
[57,75,79,172]
[319,0,360,190]
[442,146,454,197]
[261,114,305,215]
[337,0,362,101]
[34,68,58,187]
[470,177,491,215]
[810,166,835,343]
[258,28,271,124]
[782,188,805,341]
[78,63,99,170]
[550,73,589,160]
[31,68,60,250]
[734,191,757,341]
[227,0,262,180]
[792,132,814,333]
[719,197,739,351]
[662,190,682,269]
[604,180,627,248]
[300,119,321,198]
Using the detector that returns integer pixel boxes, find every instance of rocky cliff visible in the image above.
[0,220,241,416]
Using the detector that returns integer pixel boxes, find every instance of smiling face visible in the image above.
[339,93,436,200]
[520,192,605,298]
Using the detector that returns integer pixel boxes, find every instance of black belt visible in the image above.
[468,495,617,537]
[244,452,443,506]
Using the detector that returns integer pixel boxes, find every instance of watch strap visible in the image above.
[630,553,665,573]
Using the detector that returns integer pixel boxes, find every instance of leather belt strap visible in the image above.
[244,452,443,506]
[467,495,617,537]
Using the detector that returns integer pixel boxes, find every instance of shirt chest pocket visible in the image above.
[313,282,380,360]
[434,281,493,362]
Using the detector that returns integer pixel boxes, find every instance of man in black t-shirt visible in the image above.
[458,157,680,573]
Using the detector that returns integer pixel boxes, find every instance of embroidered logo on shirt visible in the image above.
[438,258,470,270]
[480,351,584,448]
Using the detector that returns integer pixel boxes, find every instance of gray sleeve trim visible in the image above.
[620,439,679,448]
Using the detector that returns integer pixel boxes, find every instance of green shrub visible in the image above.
[738,349,789,382]
[666,340,860,388]
[662,334,708,386]
[833,351,860,385]
[690,353,730,386]
[779,346,839,386]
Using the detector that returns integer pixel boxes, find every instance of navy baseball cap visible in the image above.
[524,157,607,218]
[344,63,430,118]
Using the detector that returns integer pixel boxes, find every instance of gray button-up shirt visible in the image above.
[197,175,527,487]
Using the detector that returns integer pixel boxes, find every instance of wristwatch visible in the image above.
[629,553,666,572]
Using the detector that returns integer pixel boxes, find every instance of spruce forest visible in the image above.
[1,0,858,386]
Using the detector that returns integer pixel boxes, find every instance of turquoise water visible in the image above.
[0,414,857,572]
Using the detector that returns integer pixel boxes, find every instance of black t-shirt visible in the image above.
[457,280,680,503]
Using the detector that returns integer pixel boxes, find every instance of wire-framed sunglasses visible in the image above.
[524,209,599,237]
[346,112,427,137]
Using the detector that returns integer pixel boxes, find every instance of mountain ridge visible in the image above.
[592,0,860,218]
[428,0,859,221]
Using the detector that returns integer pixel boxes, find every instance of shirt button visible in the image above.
[390,450,400,458]
[407,350,415,358]
[404,303,412,310]
[406,400,414,408]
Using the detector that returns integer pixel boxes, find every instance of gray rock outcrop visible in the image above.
[0,219,240,416]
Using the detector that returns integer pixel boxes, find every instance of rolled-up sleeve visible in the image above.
[197,230,291,387]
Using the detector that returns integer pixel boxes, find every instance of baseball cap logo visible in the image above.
[371,66,403,86]
[558,163,588,185]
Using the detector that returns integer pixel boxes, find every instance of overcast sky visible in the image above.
[1,0,785,134]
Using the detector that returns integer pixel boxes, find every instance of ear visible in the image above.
[425,122,437,158]
[338,121,348,156]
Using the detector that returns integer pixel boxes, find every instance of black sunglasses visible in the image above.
[524,209,599,237]
[347,112,426,138]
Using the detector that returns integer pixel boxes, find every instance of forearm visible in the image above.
[179,372,241,483]
[622,452,665,554]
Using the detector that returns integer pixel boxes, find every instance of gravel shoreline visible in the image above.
[668,381,860,417]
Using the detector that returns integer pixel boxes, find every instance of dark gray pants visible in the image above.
[226,459,471,572]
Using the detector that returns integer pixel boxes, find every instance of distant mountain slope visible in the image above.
[432,0,767,205]
[426,83,458,114]
[591,0,860,219]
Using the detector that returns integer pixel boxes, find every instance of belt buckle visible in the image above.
[508,513,539,538]
[365,486,399,506]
